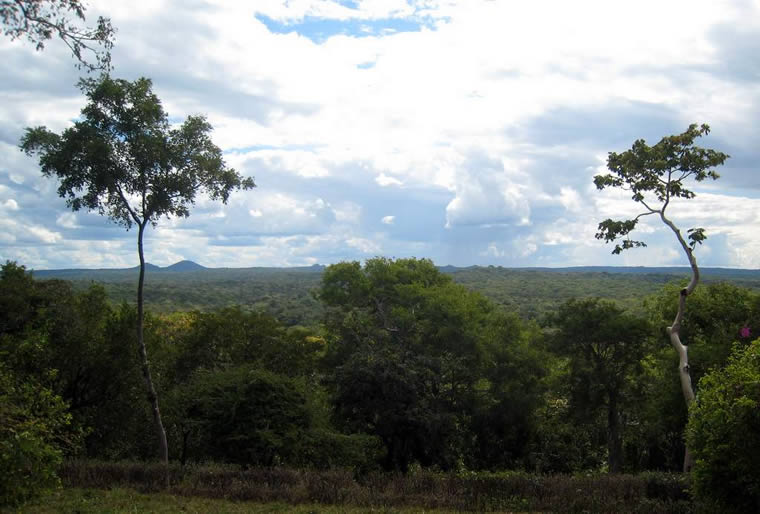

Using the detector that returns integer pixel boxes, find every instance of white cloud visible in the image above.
[445,154,531,228]
[381,215,394,225]
[346,236,382,253]
[375,173,403,187]
[55,212,79,228]
[1,0,759,268]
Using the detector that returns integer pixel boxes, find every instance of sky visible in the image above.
[1,0,759,270]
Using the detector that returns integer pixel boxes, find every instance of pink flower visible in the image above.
[740,326,751,338]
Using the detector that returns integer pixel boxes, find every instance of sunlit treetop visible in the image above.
[594,123,729,255]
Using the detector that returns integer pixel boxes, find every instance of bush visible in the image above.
[687,339,760,512]
[0,365,72,506]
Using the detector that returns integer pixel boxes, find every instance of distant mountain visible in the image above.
[163,260,207,272]
[129,263,161,272]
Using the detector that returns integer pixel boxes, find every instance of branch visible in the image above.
[116,183,141,227]
[3,0,114,72]
[596,211,658,254]
[638,199,658,214]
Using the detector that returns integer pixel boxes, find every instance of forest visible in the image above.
[3,258,760,512]
[3,3,760,512]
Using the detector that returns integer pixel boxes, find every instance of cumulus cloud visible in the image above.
[445,153,531,228]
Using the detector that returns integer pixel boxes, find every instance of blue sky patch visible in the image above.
[224,144,322,154]
[255,14,436,44]
[336,0,360,9]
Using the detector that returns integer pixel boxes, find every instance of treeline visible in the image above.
[38,264,760,325]
[2,258,760,510]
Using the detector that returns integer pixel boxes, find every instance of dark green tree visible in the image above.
[319,257,543,471]
[175,366,311,466]
[552,298,651,472]
[593,123,728,471]
[1,0,114,71]
[20,75,255,468]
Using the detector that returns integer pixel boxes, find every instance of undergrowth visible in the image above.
[53,460,699,513]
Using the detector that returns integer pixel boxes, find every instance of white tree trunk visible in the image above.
[661,212,697,472]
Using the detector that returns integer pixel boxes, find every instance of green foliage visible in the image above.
[0,0,114,71]
[172,366,313,466]
[550,299,652,472]
[35,265,760,324]
[320,257,546,471]
[594,123,728,254]
[0,262,152,461]
[647,282,760,384]
[0,365,73,506]
[20,76,254,230]
[166,307,324,382]
[687,339,760,511]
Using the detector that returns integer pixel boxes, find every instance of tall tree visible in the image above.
[593,123,728,471]
[552,298,651,472]
[20,75,255,469]
[319,257,544,471]
[1,0,114,71]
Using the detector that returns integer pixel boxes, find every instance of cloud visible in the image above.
[376,173,403,186]
[381,215,394,225]
[445,153,531,228]
[1,0,759,269]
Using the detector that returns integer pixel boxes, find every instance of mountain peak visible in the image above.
[164,260,206,272]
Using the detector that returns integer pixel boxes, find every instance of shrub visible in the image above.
[687,339,760,512]
[0,365,72,506]
[61,460,694,512]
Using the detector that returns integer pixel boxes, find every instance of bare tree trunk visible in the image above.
[661,212,697,472]
[136,222,169,482]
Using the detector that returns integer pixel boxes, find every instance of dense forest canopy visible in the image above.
[30,263,760,324]
[3,259,759,474]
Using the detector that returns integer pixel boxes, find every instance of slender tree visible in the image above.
[20,75,255,470]
[593,123,728,471]
[1,0,114,71]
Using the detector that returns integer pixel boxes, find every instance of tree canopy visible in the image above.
[594,123,728,255]
[21,76,255,231]
[552,298,652,472]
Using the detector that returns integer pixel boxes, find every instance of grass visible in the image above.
[10,488,462,514]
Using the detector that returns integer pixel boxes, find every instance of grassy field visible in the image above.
[11,488,461,514]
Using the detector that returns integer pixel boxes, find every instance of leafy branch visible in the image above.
[1,0,115,71]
